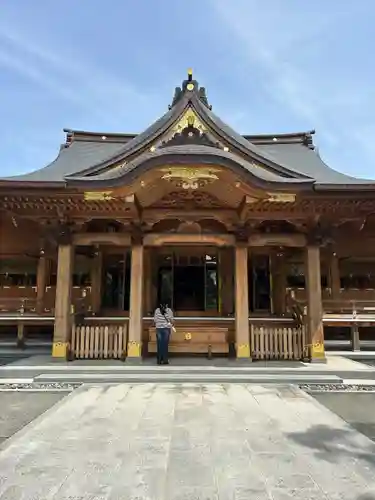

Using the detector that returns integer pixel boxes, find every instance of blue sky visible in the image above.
[0,0,374,178]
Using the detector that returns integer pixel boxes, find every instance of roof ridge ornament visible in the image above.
[169,69,212,110]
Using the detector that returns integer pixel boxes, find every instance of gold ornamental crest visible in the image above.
[160,167,219,190]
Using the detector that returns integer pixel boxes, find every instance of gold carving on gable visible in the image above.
[160,167,219,190]
[267,193,296,203]
[172,108,206,134]
[152,190,224,209]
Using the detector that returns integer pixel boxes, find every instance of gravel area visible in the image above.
[300,383,375,392]
[0,382,81,391]
[0,391,67,446]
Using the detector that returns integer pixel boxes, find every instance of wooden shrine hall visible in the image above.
[1,69,375,362]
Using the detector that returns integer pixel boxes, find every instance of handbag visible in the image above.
[162,310,176,333]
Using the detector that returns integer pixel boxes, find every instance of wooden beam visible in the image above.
[248,233,306,247]
[143,233,235,247]
[73,233,131,246]
[142,208,237,221]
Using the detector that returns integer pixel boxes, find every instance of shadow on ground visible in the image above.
[286,423,375,468]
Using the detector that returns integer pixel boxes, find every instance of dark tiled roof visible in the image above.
[3,141,126,183]
[257,143,372,186]
[2,71,374,189]
[68,144,313,189]
[7,135,370,188]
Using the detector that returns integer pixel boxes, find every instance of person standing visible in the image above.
[153,303,174,365]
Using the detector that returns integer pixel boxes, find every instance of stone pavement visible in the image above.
[0,384,375,500]
[0,392,64,446]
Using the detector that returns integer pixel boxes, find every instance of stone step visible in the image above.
[2,364,374,378]
[34,372,343,384]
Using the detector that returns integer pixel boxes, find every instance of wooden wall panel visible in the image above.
[0,213,42,256]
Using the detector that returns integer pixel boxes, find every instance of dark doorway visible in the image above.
[102,253,130,310]
[174,266,205,311]
[250,254,271,312]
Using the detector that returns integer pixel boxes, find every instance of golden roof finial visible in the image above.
[187,68,193,76]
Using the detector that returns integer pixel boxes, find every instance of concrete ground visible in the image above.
[0,384,374,499]
[0,392,66,447]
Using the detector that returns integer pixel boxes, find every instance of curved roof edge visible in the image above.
[65,145,314,191]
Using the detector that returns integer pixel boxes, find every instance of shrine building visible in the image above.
[1,70,375,362]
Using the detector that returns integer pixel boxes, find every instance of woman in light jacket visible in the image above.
[153,303,174,365]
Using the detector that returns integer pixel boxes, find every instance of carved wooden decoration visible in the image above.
[160,167,219,190]
[152,190,224,209]
[84,191,114,201]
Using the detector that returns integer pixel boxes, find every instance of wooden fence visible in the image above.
[250,324,308,360]
[71,324,127,359]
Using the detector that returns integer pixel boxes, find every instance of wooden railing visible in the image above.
[250,324,308,360]
[287,287,375,309]
[70,324,128,360]
[0,297,38,314]
[0,290,91,316]
[323,299,375,315]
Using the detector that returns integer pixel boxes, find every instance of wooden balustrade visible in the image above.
[250,324,308,360]
[70,324,128,359]
[0,286,92,315]
[0,297,37,314]
[287,287,375,307]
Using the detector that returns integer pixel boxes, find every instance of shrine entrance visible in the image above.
[155,248,219,314]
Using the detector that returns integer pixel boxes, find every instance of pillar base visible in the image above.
[127,341,142,358]
[52,342,69,358]
[236,343,252,360]
[310,342,326,364]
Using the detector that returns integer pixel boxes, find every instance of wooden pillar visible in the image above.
[235,245,251,359]
[305,245,326,362]
[351,325,360,351]
[329,252,340,299]
[36,255,47,314]
[127,244,144,359]
[91,250,103,314]
[144,248,152,315]
[220,248,234,315]
[53,244,73,358]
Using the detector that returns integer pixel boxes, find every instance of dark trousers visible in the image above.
[156,327,170,363]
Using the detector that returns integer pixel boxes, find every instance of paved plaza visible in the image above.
[0,384,375,499]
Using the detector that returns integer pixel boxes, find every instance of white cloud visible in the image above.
[210,0,375,177]
[0,25,152,125]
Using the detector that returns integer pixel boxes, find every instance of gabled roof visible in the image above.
[2,70,375,191]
